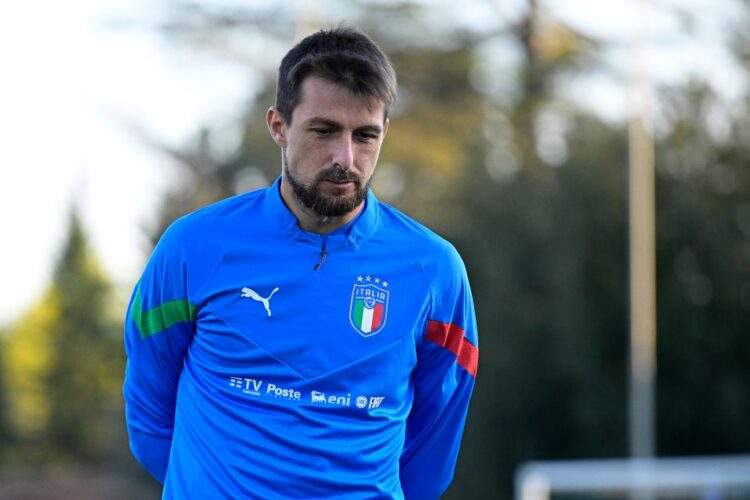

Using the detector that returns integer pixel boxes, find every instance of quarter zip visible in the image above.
[313,243,327,271]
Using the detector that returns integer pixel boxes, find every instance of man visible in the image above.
[124,26,478,499]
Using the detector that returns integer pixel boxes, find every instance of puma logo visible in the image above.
[240,287,279,317]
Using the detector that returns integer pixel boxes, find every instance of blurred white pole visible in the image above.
[628,0,656,462]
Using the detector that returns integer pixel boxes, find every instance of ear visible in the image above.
[382,118,390,140]
[266,107,287,147]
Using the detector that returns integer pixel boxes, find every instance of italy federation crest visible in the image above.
[349,278,389,337]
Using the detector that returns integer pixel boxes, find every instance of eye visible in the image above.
[356,132,378,143]
[312,128,333,137]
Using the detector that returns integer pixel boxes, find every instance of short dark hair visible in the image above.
[276,26,397,123]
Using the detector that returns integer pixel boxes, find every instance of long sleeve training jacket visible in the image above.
[123,178,479,499]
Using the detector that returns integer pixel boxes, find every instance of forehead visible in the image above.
[292,76,386,126]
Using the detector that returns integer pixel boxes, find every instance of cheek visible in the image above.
[287,141,327,173]
[360,144,382,167]
[295,137,327,159]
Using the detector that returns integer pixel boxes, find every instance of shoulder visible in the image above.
[145,189,267,295]
[375,200,466,274]
[158,189,265,248]
[150,188,267,277]
[173,189,264,235]
[373,201,474,334]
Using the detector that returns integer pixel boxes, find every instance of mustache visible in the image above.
[319,166,360,184]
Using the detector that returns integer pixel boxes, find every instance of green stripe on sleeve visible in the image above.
[131,286,197,339]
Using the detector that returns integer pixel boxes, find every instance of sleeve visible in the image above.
[122,218,216,484]
[399,249,479,500]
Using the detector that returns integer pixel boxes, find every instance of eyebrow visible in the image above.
[304,117,383,134]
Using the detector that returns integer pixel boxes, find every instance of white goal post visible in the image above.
[515,455,750,500]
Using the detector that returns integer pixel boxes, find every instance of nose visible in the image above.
[332,135,354,170]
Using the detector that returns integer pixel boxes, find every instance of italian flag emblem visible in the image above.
[349,281,389,337]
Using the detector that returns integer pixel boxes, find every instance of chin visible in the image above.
[325,186,353,197]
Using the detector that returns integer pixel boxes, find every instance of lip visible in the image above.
[322,179,355,186]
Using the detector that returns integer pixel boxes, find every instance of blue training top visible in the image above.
[123,178,479,499]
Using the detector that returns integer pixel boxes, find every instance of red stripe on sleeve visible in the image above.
[426,320,478,377]
[457,338,478,377]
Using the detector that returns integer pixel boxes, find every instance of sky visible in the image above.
[0,0,253,322]
[0,0,744,325]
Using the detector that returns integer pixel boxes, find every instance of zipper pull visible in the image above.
[313,247,327,271]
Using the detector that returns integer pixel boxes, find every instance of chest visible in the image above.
[190,242,430,381]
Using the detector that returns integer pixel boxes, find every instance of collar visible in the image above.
[262,176,380,251]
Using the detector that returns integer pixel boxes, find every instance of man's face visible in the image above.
[268,76,388,218]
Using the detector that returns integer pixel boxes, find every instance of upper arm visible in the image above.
[399,244,479,498]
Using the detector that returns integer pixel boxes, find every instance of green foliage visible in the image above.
[655,82,750,456]
[3,210,126,465]
[45,211,125,462]
[0,329,10,462]
[4,291,59,457]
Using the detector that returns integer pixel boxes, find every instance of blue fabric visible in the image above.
[123,178,478,499]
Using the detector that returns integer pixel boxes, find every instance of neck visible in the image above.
[279,179,363,235]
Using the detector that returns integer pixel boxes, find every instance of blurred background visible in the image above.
[1,0,749,498]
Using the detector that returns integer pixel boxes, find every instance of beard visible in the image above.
[283,152,370,217]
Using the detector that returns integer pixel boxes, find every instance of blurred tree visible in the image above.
[3,210,126,464]
[0,328,11,463]
[46,210,125,461]
[3,290,58,463]
[655,80,750,456]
